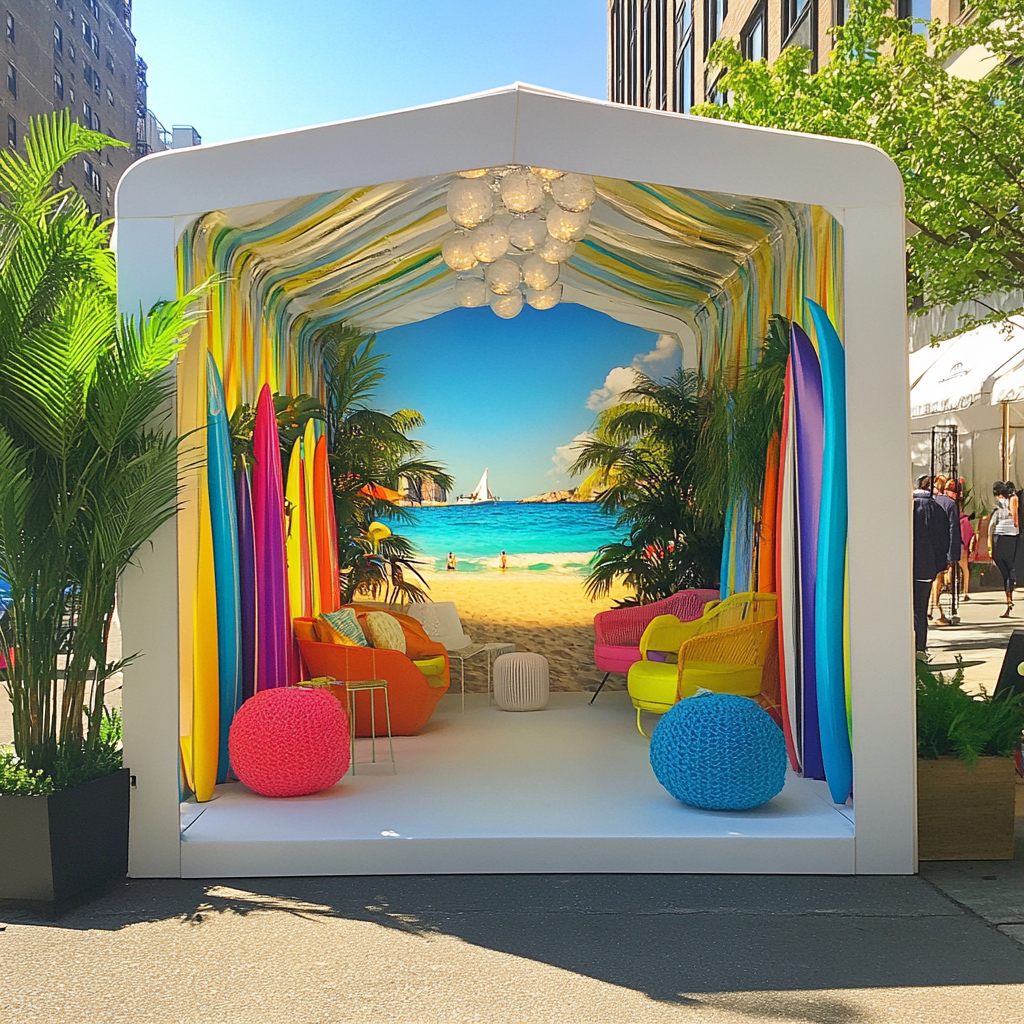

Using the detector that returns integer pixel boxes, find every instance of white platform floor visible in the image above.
[179,691,856,877]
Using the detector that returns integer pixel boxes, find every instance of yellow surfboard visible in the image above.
[184,470,220,803]
[285,436,306,622]
[303,419,321,617]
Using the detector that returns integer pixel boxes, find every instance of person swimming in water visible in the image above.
[499,550,507,571]
[446,551,457,571]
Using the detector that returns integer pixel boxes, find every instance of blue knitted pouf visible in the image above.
[649,693,787,810]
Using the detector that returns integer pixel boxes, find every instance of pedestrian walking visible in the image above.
[913,480,952,652]
[988,481,1018,618]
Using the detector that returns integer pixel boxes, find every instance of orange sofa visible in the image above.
[294,609,450,736]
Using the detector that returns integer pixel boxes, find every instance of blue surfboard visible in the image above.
[206,352,242,784]
[807,300,853,804]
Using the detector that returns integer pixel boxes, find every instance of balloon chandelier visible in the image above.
[441,165,596,319]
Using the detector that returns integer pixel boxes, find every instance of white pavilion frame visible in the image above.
[114,84,914,878]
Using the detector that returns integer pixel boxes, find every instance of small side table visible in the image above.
[483,642,516,702]
[345,679,395,774]
[445,643,487,713]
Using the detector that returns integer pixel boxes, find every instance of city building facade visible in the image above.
[0,1,197,220]
[608,0,962,112]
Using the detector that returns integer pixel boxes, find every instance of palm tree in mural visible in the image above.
[317,322,453,603]
[572,367,725,604]
[573,316,792,606]
[692,314,792,527]
[0,112,201,778]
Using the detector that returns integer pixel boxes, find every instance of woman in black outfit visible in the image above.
[989,481,1019,618]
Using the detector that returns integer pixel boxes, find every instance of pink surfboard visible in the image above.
[251,384,291,689]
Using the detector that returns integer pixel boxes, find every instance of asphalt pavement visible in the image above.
[3,869,1024,1023]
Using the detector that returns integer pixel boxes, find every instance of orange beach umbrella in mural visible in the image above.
[359,482,403,502]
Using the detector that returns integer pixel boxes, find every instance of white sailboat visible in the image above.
[454,468,499,504]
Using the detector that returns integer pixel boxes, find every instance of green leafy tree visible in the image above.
[0,113,200,780]
[694,0,1024,329]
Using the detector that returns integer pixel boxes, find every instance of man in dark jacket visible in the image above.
[923,475,961,624]
[913,480,953,652]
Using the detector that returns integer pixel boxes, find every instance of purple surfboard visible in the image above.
[235,465,257,704]
[790,323,825,781]
[252,384,291,690]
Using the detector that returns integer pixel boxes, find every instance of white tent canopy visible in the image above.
[910,319,1024,419]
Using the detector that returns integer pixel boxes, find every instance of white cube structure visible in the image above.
[115,84,913,878]
[493,653,550,711]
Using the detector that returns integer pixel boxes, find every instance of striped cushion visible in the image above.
[315,608,368,647]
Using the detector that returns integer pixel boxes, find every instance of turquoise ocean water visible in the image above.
[401,502,622,576]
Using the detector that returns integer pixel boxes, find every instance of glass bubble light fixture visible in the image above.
[500,168,545,213]
[521,254,559,291]
[550,172,596,212]
[490,289,524,319]
[470,220,510,263]
[526,283,562,310]
[546,206,590,243]
[442,231,479,271]
[447,178,494,227]
[508,213,547,252]
[442,165,594,318]
[535,234,576,264]
[455,277,488,307]
[484,258,522,295]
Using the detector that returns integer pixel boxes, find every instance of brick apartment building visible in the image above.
[0,1,193,221]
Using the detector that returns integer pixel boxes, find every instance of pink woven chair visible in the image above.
[591,589,720,703]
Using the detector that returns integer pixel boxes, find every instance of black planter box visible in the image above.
[0,767,129,917]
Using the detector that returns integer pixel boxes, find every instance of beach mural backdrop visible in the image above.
[373,301,677,576]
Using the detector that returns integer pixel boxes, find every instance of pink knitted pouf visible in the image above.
[229,687,350,798]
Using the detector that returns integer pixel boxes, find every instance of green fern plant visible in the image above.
[916,658,1024,766]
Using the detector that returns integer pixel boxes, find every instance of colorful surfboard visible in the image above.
[323,442,342,612]
[790,322,825,781]
[235,466,257,706]
[206,353,242,784]
[808,299,853,804]
[776,356,801,773]
[758,433,779,593]
[303,419,322,617]
[252,384,291,690]
[285,437,307,622]
[184,472,220,803]
[313,435,339,613]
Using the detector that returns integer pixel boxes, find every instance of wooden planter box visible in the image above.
[918,756,1016,860]
[0,768,130,917]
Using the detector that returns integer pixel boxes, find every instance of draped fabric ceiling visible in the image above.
[177,171,843,416]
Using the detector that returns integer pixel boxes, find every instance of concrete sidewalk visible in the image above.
[3,871,1024,1023]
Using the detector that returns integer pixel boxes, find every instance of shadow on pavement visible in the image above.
[6,873,1024,1003]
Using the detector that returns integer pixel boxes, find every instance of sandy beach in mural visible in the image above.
[410,571,632,694]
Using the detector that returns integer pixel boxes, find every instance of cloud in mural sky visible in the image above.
[584,334,681,411]
[548,432,593,478]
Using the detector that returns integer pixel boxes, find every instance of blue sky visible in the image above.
[133,1,608,144]
[132,1,667,499]
[375,307,678,500]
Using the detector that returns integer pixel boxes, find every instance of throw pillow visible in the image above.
[316,608,368,647]
[364,611,407,653]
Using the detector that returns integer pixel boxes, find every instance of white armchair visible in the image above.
[404,601,513,711]
[405,601,473,651]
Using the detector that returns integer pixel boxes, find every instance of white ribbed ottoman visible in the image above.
[492,652,549,711]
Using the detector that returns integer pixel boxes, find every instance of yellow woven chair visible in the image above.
[627,592,778,736]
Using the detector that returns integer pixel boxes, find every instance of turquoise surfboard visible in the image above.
[206,352,242,784]
[807,301,853,805]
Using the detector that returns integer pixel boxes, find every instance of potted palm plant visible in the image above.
[916,658,1024,860]
[0,114,199,916]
